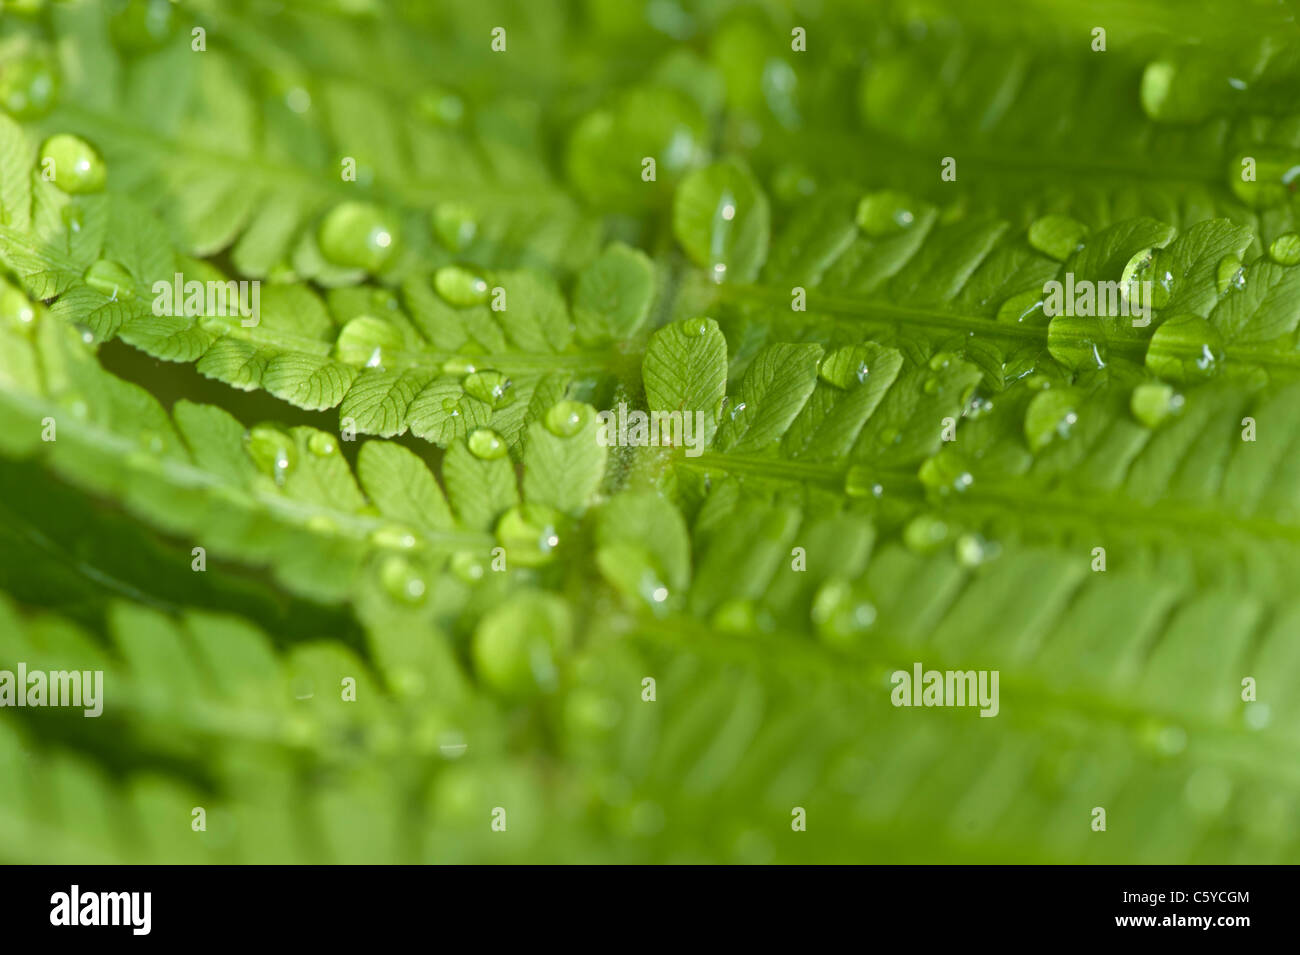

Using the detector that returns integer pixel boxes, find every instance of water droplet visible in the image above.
[1216,254,1246,294]
[438,730,469,759]
[878,427,900,446]
[855,190,917,237]
[380,555,426,605]
[451,551,486,583]
[495,504,563,567]
[334,315,403,367]
[903,514,949,553]
[956,533,999,567]
[84,259,135,301]
[433,264,490,307]
[1229,149,1300,209]
[810,578,877,649]
[369,523,418,551]
[1120,246,1170,310]
[0,46,59,119]
[441,397,461,416]
[1027,214,1087,261]
[843,465,881,499]
[73,323,94,345]
[308,432,337,456]
[964,391,994,419]
[39,134,106,194]
[467,428,507,460]
[922,376,940,395]
[317,201,400,272]
[728,400,747,421]
[0,284,37,328]
[1024,389,1079,451]
[919,452,973,495]
[1145,314,1224,384]
[817,346,869,388]
[682,317,710,337]
[996,289,1049,326]
[544,400,589,437]
[1047,314,1107,371]
[441,355,478,376]
[462,370,513,408]
[245,425,298,486]
[1270,233,1300,266]
[1130,382,1184,428]
[431,203,478,252]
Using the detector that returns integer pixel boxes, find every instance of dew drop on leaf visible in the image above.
[1228,150,1300,209]
[682,316,710,337]
[1269,233,1300,266]
[1024,389,1079,451]
[855,190,917,237]
[308,432,337,456]
[1130,382,1184,428]
[380,555,426,605]
[811,578,866,648]
[369,524,418,550]
[462,370,513,408]
[955,533,999,567]
[544,400,588,437]
[1145,314,1224,384]
[450,551,486,584]
[431,202,478,251]
[817,346,869,388]
[84,259,135,301]
[903,514,949,553]
[317,201,399,272]
[1047,314,1107,371]
[40,134,107,194]
[1216,254,1246,293]
[244,425,298,486]
[467,427,507,460]
[441,355,478,375]
[996,289,1049,326]
[495,504,563,567]
[0,46,60,119]
[0,284,37,327]
[434,264,490,306]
